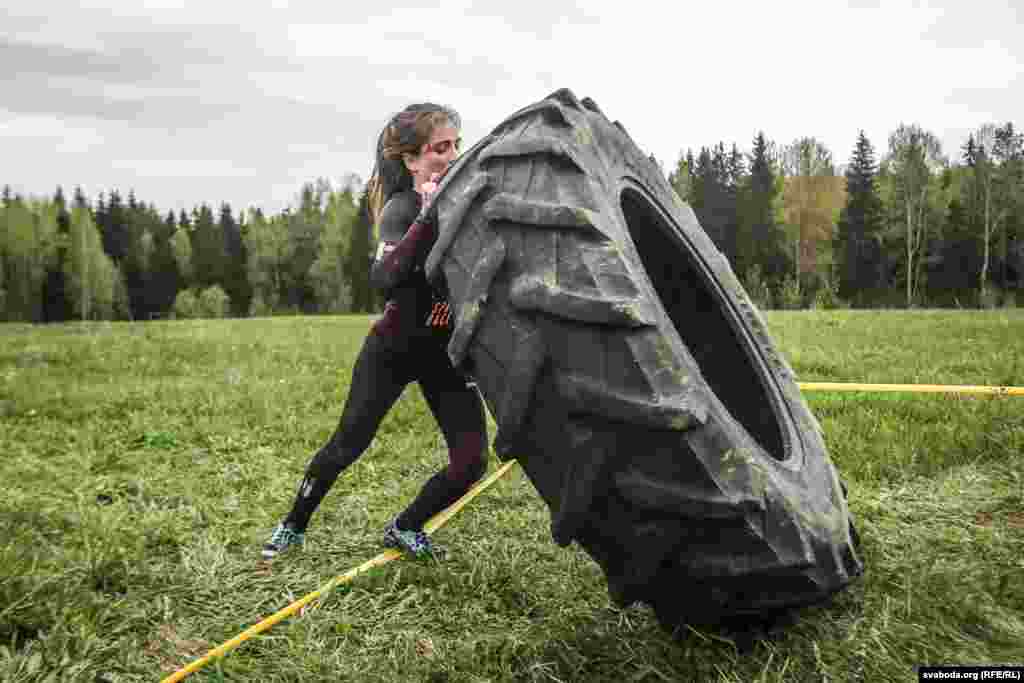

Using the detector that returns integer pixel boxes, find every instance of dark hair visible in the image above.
[366,103,461,231]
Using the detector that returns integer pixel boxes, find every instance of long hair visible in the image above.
[366,103,461,235]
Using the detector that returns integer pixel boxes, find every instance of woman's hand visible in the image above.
[419,171,442,202]
[416,171,443,224]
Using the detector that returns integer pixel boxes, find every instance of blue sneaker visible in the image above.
[261,522,305,560]
[383,520,443,559]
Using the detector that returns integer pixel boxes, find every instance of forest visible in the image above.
[1,122,1021,322]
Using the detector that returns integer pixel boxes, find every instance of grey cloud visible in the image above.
[1,38,162,83]
[1,19,304,90]
[1,76,242,125]
[0,35,515,129]
[86,23,304,74]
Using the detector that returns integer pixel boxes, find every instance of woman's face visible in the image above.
[404,123,460,190]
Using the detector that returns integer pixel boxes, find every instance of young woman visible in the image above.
[261,103,488,560]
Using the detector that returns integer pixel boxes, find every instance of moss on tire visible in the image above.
[424,88,863,629]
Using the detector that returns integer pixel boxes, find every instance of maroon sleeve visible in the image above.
[369,218,436,292]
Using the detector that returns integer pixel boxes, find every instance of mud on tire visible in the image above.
[423,88,863,629]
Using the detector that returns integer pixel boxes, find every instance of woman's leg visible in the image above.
[283,332,413,531]
[393,339,489,532]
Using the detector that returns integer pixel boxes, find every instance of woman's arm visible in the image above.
[369,193,436,292]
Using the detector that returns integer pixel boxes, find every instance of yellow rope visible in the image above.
[798,382,1024,396]
[158,381,1022,680]
[160,460,519,683]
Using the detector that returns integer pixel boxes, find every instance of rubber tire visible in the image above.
[423,88,863,629]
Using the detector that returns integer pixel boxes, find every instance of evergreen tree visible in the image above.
[94,193,107,255]
[739,132,789,287]
[142,210,182,318]
[100,190,129,263]
[42,186,74,321]
[722,143,746,266]
[191,204,223,289]
[689,147,712,234]
[835,131,885,305]
[121,193,154,319]
[668,149,695,203]
[934,195,981,300]
[346,187,375,313]
[691,146,731,256]
[73,186,89,211]
[220,202,252,316]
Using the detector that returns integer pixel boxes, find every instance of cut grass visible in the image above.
[1,310,1022,682]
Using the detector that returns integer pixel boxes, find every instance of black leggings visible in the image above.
[284,330,488,532]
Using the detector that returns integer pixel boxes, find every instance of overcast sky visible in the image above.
[2,0,1021,215]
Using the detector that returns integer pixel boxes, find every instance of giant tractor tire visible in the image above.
[423,88,863,629]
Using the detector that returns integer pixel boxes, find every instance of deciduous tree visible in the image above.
[884,124,945,306]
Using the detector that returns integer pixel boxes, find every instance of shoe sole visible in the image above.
[260,542,302,561]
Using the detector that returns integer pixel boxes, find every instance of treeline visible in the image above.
[2,120,1022,322]
[669,122,1023,309]
[0,175,383,322]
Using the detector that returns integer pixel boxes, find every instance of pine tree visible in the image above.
[42,186,74,321]
[220,202,252,316]
[101,190,129,263]
[740,132,789,287]
[834,131,885,305]
[689,147,712,232]
[140,210,181,318]
[346,187,375,313]
[121,191,153,319]
[691,146,729,254]
[935,195,981,299]
[94,193,107,255]
[191,204,223,289]
[72,186,89,211]
[668,149,695,203]
[722,144,746,266]
[690,142,744,266]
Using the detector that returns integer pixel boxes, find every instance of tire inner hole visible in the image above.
[620,188,787,462]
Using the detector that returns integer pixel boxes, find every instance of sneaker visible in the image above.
[261,522,305,560]
[382,520,443,559]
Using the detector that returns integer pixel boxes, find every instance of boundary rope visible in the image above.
[160,460,519,683]
[797,382,1024,396]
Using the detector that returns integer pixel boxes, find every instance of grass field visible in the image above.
[2,310,1023,682]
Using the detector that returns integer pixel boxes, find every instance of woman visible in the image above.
[261,103,487,561]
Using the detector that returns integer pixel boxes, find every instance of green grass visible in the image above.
[2,310,1022,682]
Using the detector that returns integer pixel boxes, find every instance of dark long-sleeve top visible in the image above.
[369,190,452,340]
